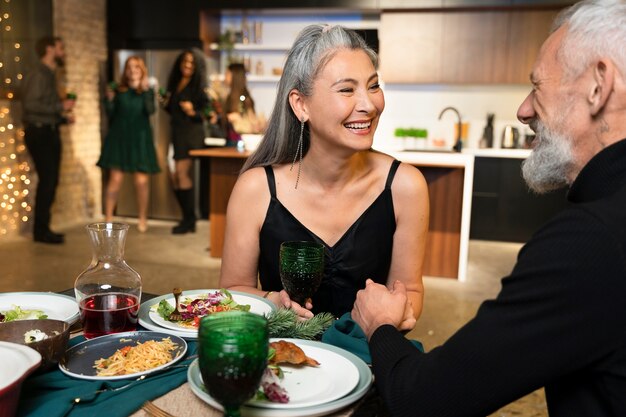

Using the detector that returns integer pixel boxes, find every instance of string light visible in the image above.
[0,0,31,236]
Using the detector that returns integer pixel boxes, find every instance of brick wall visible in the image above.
[51,0,106,229]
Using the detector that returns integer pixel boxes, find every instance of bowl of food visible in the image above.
[0,319,70,372]
[0,341,41,417]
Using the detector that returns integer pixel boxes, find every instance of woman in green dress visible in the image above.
[97,56,160,232]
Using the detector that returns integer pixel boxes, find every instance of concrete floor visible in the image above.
[0,218,547,416]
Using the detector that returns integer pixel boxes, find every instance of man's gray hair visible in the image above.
[242,24,377,172]
[553,0,626,81]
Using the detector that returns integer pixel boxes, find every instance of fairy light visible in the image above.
[0,0,31,236]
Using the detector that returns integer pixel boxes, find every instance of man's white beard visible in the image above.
[521,118,574,194]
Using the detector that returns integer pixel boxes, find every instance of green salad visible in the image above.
[0,304,48,322]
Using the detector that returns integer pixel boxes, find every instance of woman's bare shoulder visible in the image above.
[367,151,426,188]
[395,162,428,194]
[233,166,270,196]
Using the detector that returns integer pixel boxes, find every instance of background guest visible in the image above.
[21,36,75,244]
[162,49,209,234]
[219,25,429,321]
[222,62,265,144]
[97,56,160,233]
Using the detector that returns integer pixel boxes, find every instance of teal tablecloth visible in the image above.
[322,312,423,364]
[17,335,197,417]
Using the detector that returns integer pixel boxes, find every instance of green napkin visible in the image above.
[17,336,197,417]
[321,312,423,364]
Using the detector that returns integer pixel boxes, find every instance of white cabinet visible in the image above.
[207,12,380,83]
[203,11,380,117]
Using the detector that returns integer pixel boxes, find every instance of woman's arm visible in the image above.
[387,163,430,322]
[219,167,272,298]
[143,88,156,116]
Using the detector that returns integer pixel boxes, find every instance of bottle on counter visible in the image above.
[479,113,494,148]
[241,15,250,44]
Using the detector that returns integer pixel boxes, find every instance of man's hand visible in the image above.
[62,99,75,111]
[352,279,416,340]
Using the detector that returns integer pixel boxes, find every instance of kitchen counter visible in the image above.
[387,151,473,282]
[191,147,473,281]
[463,148,531,159]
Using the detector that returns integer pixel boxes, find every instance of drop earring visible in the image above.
[290,117,305,189]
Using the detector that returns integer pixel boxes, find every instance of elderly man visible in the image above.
[352,0,626,416]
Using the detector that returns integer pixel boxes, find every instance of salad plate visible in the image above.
[139,290,275,339]
[188,338,373,416]
[0,292,80,325]
[59,331,187,381]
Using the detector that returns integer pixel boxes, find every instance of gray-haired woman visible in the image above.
[219,25,429,324]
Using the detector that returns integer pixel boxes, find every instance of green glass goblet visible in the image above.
[279,240,325,306]
[198,311,269,417]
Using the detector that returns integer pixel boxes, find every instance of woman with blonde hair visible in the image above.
[97,56,159,232]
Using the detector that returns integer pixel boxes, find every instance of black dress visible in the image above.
[258,159,400,317]
[165,83,208,160]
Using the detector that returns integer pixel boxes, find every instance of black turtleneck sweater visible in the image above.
[369,139,626,417]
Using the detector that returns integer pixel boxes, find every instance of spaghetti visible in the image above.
[94,337,178,376]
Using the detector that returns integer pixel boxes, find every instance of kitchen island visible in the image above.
[190,147,474,281]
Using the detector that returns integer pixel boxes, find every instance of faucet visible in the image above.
[438,106,463,152]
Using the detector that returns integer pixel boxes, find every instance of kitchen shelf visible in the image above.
[210,74,280,83]
[209,42,290,52]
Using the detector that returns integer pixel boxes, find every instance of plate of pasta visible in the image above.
[59,331,187,381]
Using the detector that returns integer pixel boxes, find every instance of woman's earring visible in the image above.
[290,117,305,189]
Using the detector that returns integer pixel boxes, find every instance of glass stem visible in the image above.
[223,407,241,417]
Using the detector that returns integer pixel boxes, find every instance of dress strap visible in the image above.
[385,160,401,189]
[264,165,277,198]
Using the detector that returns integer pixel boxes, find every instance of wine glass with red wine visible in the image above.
[279,241,325,306]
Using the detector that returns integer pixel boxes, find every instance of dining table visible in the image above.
[14,290,383,417]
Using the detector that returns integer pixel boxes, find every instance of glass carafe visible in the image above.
[74,222,142,339]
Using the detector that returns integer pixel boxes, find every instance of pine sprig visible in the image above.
[266,308,335,340]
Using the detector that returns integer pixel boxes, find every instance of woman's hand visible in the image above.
[140,77,150,91]
[179,100,195,116]
[269,290,314,320]
[105,88,115,102]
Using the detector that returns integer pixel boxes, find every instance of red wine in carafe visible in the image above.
[79,292,139,339]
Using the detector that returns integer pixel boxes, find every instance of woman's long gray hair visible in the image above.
[241,24,378,172]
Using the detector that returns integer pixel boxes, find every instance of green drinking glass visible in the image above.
[279,241,325,306]
[198,311,269,417]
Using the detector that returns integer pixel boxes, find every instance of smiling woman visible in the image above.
[218,24,430,326]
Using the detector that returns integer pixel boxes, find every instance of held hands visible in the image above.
[352,279,416,340]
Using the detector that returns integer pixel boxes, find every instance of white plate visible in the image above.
[250,341,359,409]
[188,338,373,416]
[59,331,187,381]
[0,292,80,325]
[140,290,274,338]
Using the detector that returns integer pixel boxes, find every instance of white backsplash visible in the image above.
[375,83,533,151]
